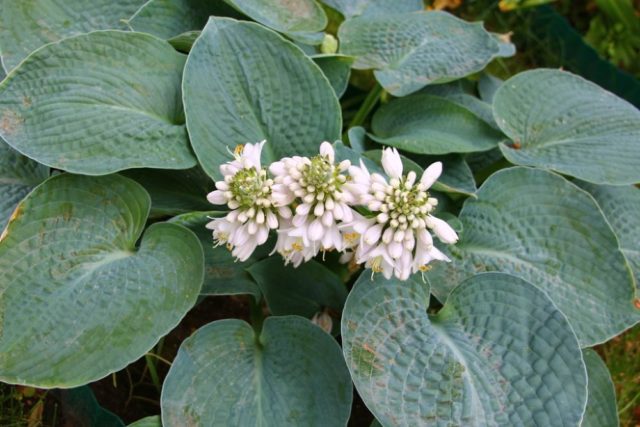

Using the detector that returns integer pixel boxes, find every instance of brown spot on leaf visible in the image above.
[634,298,640,310]
[0,109,24,136]
[0,203,24,243]
[60,202,74,221]
[22,96,32,108]
[362,343,376,355]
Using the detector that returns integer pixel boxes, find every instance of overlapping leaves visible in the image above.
[494,69,640,185]
[0,174,203,387]
[339,11,510,96]
[426,167,639,347]
[161,317,352,426]
[183,18,341,179]
[342,272,587,426]
[0,31,195,175]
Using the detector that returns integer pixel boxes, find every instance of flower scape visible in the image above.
[206,141,459,280]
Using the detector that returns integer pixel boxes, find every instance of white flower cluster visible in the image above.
[206,140,459,280]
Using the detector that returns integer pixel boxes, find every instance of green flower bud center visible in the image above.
[379,177,436,231]
[229,167,271,208]
[302,155,344,196]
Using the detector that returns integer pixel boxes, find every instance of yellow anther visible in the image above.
[343,232,359,244]
[371,256,384,273]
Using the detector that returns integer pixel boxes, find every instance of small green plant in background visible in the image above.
[585,0,640,76]
[0,0,638,426]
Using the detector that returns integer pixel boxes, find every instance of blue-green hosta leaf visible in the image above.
[347,127,366,152]
[184,18,341,179]
[412,153,477,196]
[128,416,162,427]
[0,0,144,72]
[128,0,240,39]
[427,167,640,347]
[0,140,48,231]
[161,317,352,426]
[52,386,125,427]
[370,94,503,154]
[465,147,505,175]
[223,0,327,44]
[342,272,587,426]
[419,88,499,129]
[312,54,353,98]
[338,11,504,96]
[122,167,213,218]
[577,182,640,293]
[494,69,640,185]
[0,31,195,175]
[168,31,200,52]
[247,258,347,319]
[478,73,503,103]
[333,141,383,175]
[169,211,264,299]
[582,349,618,427]
[321,0,422,19]
[0,174,203,387]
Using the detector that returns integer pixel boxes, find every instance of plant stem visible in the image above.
[619,389,640,415]
[145,354,161,393]
[145,352,172,367]
[347,82,383,130]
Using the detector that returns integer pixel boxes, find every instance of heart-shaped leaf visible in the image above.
[370,94,503,154]
[247,258,347,320]
[128,0,240,39]
[577,182,640,293]
[0,140,48,230]
[338,11,506,96]
[494,69,640,185]
[223,0,327,43]
[0,173,203,387]
[342,272,587,426]
[321,0,422,19]
[581,349,618,427]
[169,211,265,299]
[183,18,341,179]
[0,31,195,175]
[0,0,143,72]
[426,167,639,346]
[161,316,352,426]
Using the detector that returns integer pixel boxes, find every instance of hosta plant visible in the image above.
[0,0,638,426]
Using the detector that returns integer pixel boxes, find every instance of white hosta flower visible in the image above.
[346,147,458,280]
[206,141,286,262]
[272,218,316,267]
[270,142,356,259]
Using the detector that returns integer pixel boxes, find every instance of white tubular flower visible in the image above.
[346,147,458,280]
[270,142,355,259]
[272,218,316,267]
[206,141,284,262]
